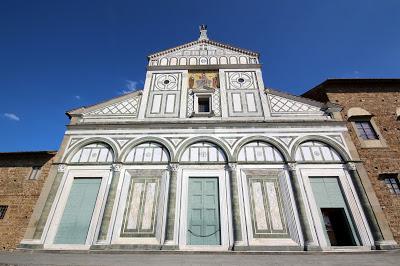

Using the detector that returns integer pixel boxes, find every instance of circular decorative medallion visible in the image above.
[155,74,178,90]
[229,72,253,89]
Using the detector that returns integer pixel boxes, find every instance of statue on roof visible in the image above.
[198,24,209,41]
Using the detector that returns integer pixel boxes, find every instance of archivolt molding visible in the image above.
[120,136,174,163]
[290,135,351,162]
[62,137,119,163]
[174,136,233,162]
[232,136,291,162]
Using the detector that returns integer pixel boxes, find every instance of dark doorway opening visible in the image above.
[320,208,356,246]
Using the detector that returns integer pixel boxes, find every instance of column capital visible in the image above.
[225,163,237,172]
[57,164,66,173]
[168,163,180,172]
[112,163,122,172]
[346,162,357,171]
[287,162,297,171]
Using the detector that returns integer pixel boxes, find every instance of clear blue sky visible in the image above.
[1,0,399,152]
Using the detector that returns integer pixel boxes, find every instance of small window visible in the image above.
[28,166,41,180]
[198,97,211,113]
[381,174,400,195]
[355,121,378,140]
[0,205,8,219]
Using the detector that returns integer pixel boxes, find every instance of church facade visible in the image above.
[20,26,394,251]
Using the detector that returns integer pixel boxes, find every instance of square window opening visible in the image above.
[355,121,379,140]
[379,174,400,195]
[198,96,211,113]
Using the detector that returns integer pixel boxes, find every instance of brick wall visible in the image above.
[304,83,400,243]
[0,152,55,250]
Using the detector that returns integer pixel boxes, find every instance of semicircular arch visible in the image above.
[63,137,118,163]
[175,136,232,162]
[121,137,174,163]
[233,136,291,162]
[291,135,351,162]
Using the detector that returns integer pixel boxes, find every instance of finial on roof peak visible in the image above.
[198,24,209,41]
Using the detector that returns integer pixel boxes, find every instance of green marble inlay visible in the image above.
[165,172,177,241]
[230,171,242,241]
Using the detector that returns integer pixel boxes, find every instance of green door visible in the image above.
[310,177,359,246]
[187,177,220,245]
[54,178,101,244]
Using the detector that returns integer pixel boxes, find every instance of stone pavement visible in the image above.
[0,250,399,266]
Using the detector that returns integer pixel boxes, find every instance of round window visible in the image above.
[163,79,170,85]
[237,78,245,83]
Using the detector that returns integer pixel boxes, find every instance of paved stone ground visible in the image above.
[0,250,399,266]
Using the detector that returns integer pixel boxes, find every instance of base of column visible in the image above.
[304,245,323,251]
[374,240,398,250]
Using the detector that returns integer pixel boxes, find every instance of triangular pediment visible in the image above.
[148,39,259,66]
[266,89,327,116]
[67,90,142,119]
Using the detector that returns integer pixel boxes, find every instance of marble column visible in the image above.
[346,162,385,247]
[164,163,179,244]
[287,163,318,250]
[226,163,242,246]
[97,163,122,242]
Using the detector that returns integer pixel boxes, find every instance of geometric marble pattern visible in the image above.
[269,94,320,113]
[327,135,344,145]
[275,136,296,147]
[247,175,289,238]
[85,96,140,116]
[148,41,259,67]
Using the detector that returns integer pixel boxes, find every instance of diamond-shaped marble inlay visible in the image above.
[269,94,320,113]
[213,88,221,116]
[86,96,140,116]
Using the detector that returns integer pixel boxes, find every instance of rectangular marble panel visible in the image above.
[311,146,323,161]
[98,149,109,162]
[127,183,144,230]
[134,148,144,162]
[321,146,333,161]
[165,94,175,113]
[246,93,257,112]
[232,93,242,112]
[252,182,268,230]
[141,183,156,230]
[254,147,265,161]
[80,149,90,162]
[265,182,283,230]
[151,94,162,113]
[245,147,255,161]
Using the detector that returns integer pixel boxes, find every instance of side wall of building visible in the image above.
[304,85,400,243]
[328,90,400,242]
[0,152,55,249]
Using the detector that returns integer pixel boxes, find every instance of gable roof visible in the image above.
[66,90,143,118]
[267,88,340,109]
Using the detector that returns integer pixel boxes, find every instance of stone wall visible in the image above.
[303,83,400,243]
[0,151,55,250]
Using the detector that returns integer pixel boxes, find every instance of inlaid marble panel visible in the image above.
[247,174,289,238]
[121,177,160,238]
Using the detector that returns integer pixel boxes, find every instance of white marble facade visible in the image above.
[21,26,377,251]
